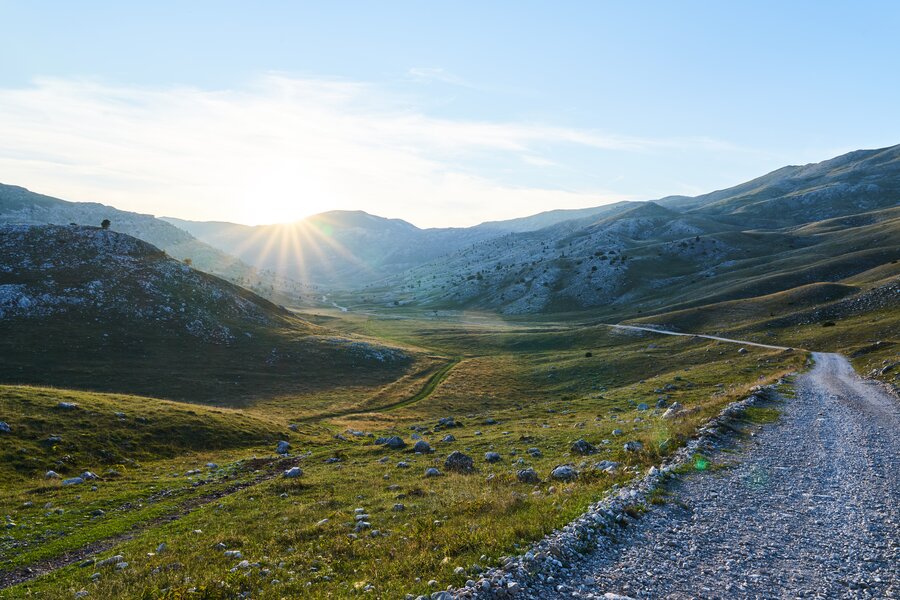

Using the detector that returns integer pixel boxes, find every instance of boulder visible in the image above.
[283,467,303,478]
[484,451,502,463]
[550,464,578,481]
[437,416,457,428]
[441,434,456,443]
[56,402,79,410]
[444,451,475,473]
[0,422,10,433]
[637,403,649,411]
[413,440,433,454]
[594,460,620,473]
[276,440,291,454]
[424,467,442,477]
[62,477,85,486]
[570,439,597,455]
[45,470,60,479]
[662,402,683,419]
[623,441,644,453]
[517,467,540,484]
[526,447,542,457]
[377,436,406,450]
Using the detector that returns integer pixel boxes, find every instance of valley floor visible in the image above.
[531,352,900,599]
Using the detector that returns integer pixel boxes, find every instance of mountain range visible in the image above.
[3,144,898,317]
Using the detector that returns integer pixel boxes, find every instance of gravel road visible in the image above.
[533,352,900,599]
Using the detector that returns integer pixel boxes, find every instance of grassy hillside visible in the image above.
[0,225,417,404]
[0,386,287,481]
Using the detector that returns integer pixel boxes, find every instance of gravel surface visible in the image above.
[533,352,900,599]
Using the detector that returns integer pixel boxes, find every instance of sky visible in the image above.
[1,1,898,228]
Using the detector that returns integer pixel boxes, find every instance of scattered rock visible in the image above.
[623,441,644,453]
[96,555,125,568]
[527,447,543,457]
[282,467,303,478]
[424,467,442,477]
[517,468,540,484]
[56,402,78,410]
[594,460,620,473]
[484,451,502,463]
[62,477,85,486]
[571,439,597,455]
[444,451,475,473]
[662,402,683,419]
[637,403,649,411]
[392,503,405,512]
[441,434,456,443]
[45,470,60,479]
[413,440,433,454]
[275,440,291,454]
[550,464,578,481]
[377,436,407,450]
[738,347,748,354]
[0,422,10,433]
[354,521,370,532]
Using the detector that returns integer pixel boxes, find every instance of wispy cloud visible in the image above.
[0,75,733,227]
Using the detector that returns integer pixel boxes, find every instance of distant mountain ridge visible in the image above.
[164,144,900,297]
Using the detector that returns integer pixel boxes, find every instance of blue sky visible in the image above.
[1,1,898,227]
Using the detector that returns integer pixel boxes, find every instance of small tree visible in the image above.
[101,219,111,229]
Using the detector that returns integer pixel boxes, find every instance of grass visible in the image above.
[1,312,806,599]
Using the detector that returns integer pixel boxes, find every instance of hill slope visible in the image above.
[0,224,412,403]
[0,184,310,303]
[357,146,900,315]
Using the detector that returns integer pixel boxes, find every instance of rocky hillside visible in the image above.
[0,225,412,403]
[658,145,900,225]
[0,184,313,304]
[357,145,900,315]
[166,145,900,310]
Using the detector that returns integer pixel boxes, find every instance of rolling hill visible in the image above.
[0,184,312,304]
[0,224,413,404]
